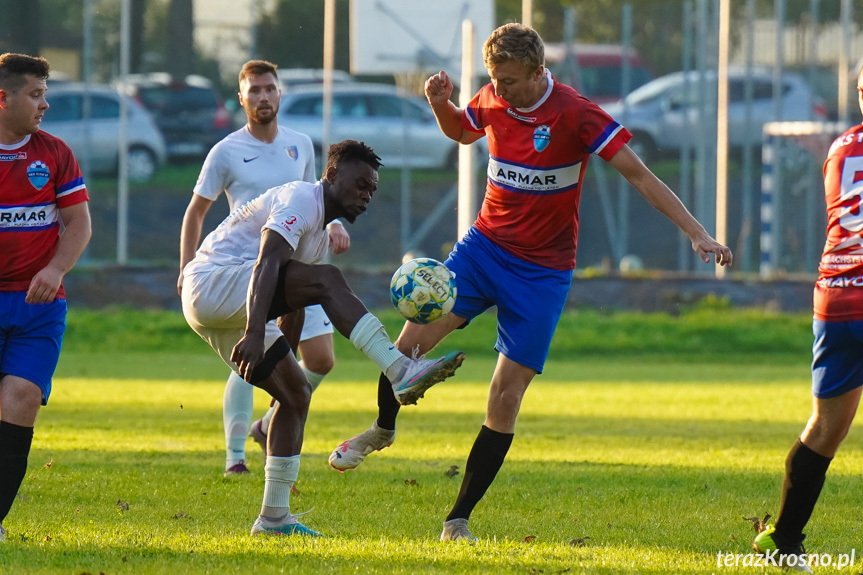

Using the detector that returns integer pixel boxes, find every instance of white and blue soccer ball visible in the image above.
[390,258,457,324]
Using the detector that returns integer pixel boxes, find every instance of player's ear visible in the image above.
[323,165,337,182]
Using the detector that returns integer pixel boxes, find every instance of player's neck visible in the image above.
[246,120,278,144]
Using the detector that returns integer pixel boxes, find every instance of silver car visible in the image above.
[279,83,474,170]
[602,67,827,162]
[40,83,167,181]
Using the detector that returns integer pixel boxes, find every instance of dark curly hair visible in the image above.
[325,139,383,172]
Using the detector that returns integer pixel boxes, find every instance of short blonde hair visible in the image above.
[482,23,544,73]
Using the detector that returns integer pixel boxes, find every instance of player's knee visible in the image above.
[303,354,334,375]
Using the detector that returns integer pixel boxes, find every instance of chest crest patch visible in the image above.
[533,125,551,152]
[27,161,50,190]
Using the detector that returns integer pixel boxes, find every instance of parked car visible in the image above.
[601,67,828,162]
[117,73,232,160]
[40,83,167,181]
[279,83,478,170]
[544,43,654,104]
[278,68,355,92]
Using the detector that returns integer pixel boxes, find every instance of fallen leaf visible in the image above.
[180,405,183,409]
[173,511,189,519]
[116,499,130,511]
[404,478,418,486]
[290,485,300,495]
[743,513,771,533]
[445,465,459,478]
[44,535,51,542]
[44,459,53,469]
[523,535,537,543]
[570,536,590,547]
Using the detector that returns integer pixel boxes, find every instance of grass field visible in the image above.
[1,308,861,574]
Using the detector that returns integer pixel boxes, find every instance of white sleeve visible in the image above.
[263,187,315,251]
[192,141,229,201]
[302,135,317,182]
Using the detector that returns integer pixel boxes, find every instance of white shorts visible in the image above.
[301,304,334,341]
[182,261,284,372]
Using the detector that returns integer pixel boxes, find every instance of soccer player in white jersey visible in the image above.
[178,60,348,475]
[181,140,465,536]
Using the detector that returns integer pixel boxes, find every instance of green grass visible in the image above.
[2,308,860,574]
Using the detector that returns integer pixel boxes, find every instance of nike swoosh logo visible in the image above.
[243,156,259,163]
[323,320,331,326]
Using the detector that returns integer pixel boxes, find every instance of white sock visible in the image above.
[261,403,277,432]
[261,455,300,519]
[224,370,254,468]
[349,313,404,374]
[299,359,326,393]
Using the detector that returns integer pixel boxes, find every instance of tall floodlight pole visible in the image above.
[323,0,336,164]
[117,0,131,265]
[838,0,852,124]
[715,0,730,278]
[458,19,476,240]
[522,0,532,27]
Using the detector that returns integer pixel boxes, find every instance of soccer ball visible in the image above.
[389,258,457,324]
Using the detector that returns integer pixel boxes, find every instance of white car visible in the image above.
[40,83,167,181]
[602,67,827,162]
[278,83,480,170]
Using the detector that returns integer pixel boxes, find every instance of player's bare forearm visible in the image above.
[178,196,214,295]
[27,202,92,304]
[609,146,732,266]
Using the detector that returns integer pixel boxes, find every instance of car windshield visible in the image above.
[623,74,683,106]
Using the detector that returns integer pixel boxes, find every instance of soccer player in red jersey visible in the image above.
[0,53,92,543]
[753,63,863,572]
[328,23,731,541]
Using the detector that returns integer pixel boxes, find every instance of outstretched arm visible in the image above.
[232,229,295,381]
[425,71,484,145]
[608,144,733,267]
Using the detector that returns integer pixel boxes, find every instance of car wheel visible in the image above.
[127,146,158,181]
[628,131,657,164]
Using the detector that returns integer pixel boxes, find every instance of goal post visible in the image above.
[760,121,848,279]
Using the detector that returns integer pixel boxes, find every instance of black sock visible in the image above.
[0,421,34,523]
[446,425,514,521]
[376,372,400,431]
[774,439,832,546]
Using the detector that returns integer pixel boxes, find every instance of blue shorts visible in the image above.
[811,319,863,399]
[0,291,67,405]
[444,227,573,373]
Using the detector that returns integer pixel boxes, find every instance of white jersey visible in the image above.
[188,180,329,273]
[194,125,316,211]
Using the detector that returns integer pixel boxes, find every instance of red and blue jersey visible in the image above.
[0,130,88,297]
[462,70,630,270]
[814,123,863,321]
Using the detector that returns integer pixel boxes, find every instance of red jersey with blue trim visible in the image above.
[462,70,631,270]
[0,130,89,297]
[814,123,863,321]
